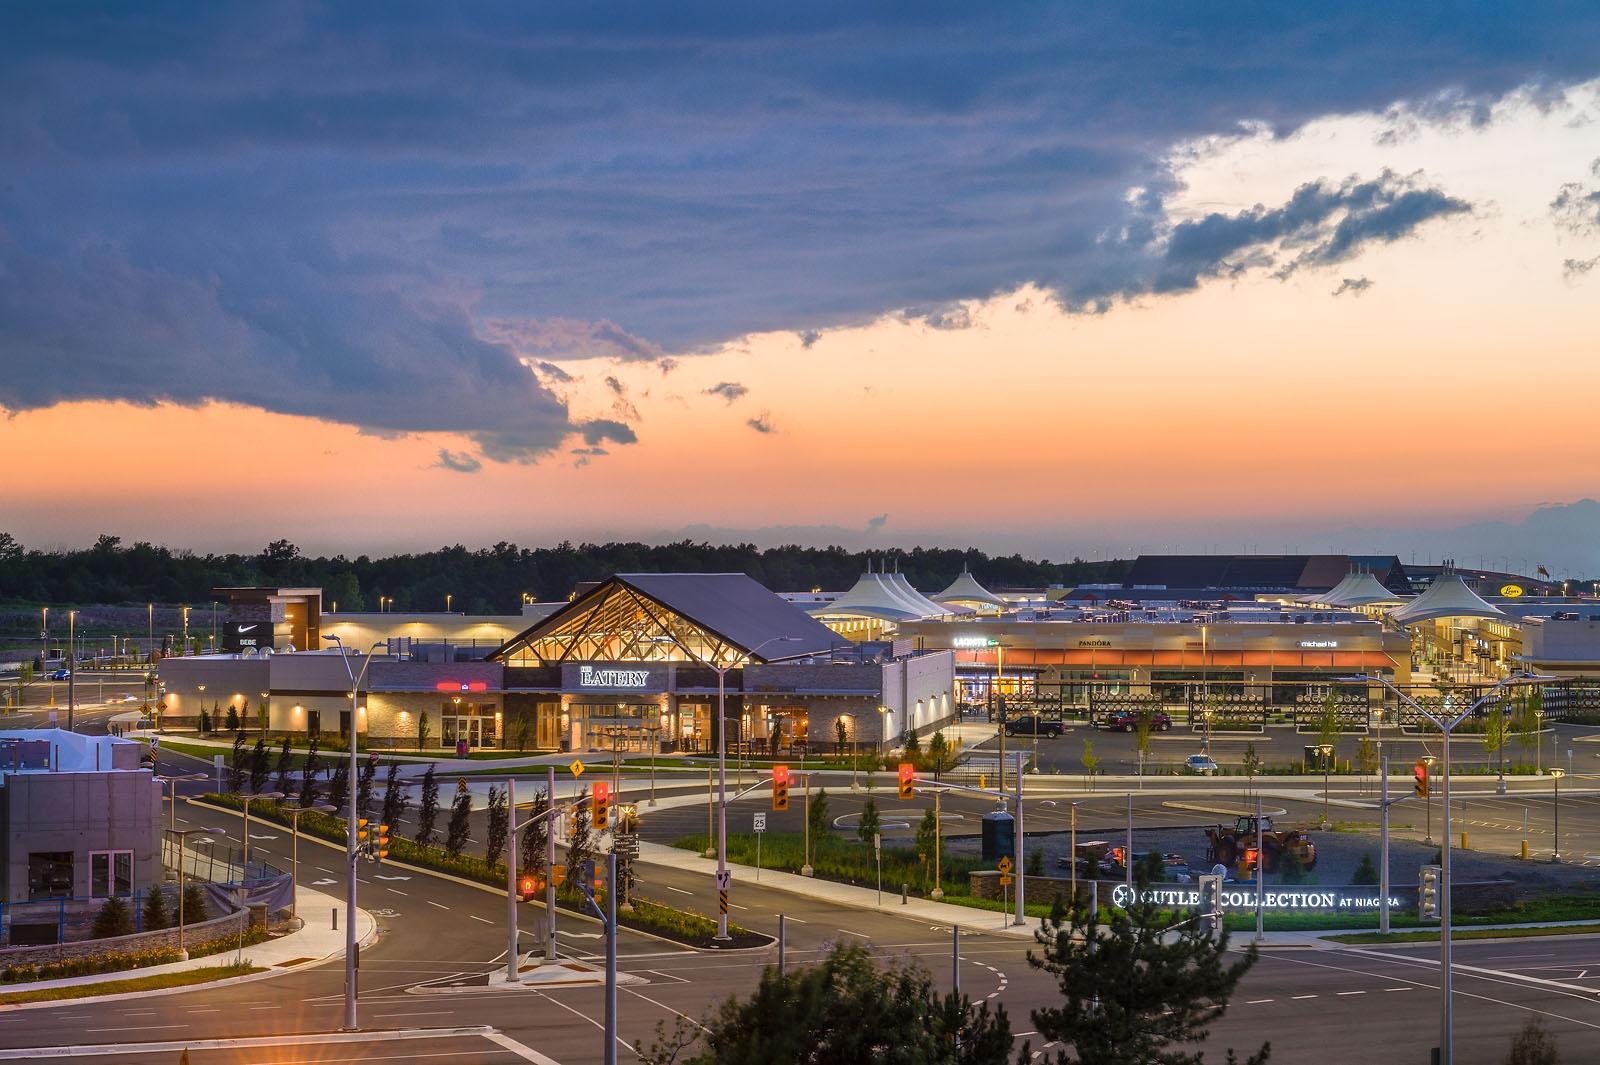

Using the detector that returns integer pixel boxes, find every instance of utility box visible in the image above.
[981,810,1015,863]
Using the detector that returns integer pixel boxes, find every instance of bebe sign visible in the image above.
[578,665,651,688]
[1110,884,1400,911]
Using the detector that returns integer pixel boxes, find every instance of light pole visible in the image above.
[155,773,207,842]
[67,609,77,731]
[239,791,284,871]
[650,632,799,941]
[147,603,153,663]
[323,634,387,1032]
[1550,767,1566,862]
[286,804,336,919]
[1318,743,1334,826]
[445,594,453,613]
[182,605,190,655]
[40,606,48,683]
[1349,671,1546,1065]
[165,826,223,960]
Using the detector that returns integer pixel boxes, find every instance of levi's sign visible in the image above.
[578,665,651,689]
[1110,884,1399,911]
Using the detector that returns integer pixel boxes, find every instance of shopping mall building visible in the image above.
[157,575,955,754]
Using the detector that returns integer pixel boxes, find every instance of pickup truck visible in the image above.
[1002,714,1064,738]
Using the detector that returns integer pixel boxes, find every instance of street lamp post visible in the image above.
[286,804,336,919]
[1550,767,1566,862]
[155,773,207,846]
[67,609,77,731]
[1350,671,1546,1065]
[165,826,223,960]
[324,635,386,1033]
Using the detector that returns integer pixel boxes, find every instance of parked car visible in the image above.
[1102,709,1173,732]
[48,668,70,680]
[1183,753,1220,775]
[1003,714,1064,738]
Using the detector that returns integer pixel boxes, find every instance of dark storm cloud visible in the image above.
[703,382,749,404]
[2,2,1596,448]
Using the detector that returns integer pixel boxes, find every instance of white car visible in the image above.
[1184,754,1219,775]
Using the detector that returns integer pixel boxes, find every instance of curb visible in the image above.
[0,1025,498,1059]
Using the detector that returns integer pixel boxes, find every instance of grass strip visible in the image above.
[0,963,262,1004]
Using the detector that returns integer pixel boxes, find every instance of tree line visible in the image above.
[0,532,1128,614]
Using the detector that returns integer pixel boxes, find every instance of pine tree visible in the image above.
[857,795,881,845]
[91,895,134,939]
[444,781,473,857]
[299,735,322,807]
[1352,854,1379,886]
[485,784,509,869]
[224,704,240,732]
[327,760,351,814]
[380,762,408,833]
[141,886,170,931]
[563,786,596,895]
[1026,860,1269,1065]
[915,808,941,888]
[182,884,208,923]
[227,732,247,793]
[809,787,831,843]
[272,737,293,795]
[357,757,377,821]
[521,789,549,879]
[1026,848,1044,877]
[198,707,212,735]
[1278,849,1307,884]
[415,764,440,846]
[248,738,269,793]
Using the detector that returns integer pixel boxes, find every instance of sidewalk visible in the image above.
[0,885,375,998]
[638,840,1039,939]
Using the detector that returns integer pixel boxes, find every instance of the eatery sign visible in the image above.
[578,665,651,689]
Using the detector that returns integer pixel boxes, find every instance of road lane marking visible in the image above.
[1336,991,1365,996]
[388,889,409,896]
[1291,994,1317,1000]
[662,885,693,895]
[470,914,493,923]
[1246,999,1273,1004]
[426,900,449,909]
[86,1025,189,1032]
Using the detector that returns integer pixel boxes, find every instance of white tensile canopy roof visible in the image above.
[886,568,963,616]
[934,566,1007,610]
[1308,572,1361,606]
[810,566,947,623]
[1388,571,1504,625]
[1326,571,1405,607]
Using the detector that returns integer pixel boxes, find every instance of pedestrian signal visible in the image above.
[1413,760,1430,798]
[518,874,537,900]
[593,780,610,830]
[898,762,915,800]
[772,764,790,811]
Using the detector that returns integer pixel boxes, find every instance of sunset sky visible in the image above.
[4,6,1600,570]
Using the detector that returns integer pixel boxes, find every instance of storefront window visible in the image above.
[90,850,133,897]
[442,701,499,748]
[28,852,73,899]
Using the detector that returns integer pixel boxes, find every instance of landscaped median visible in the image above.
[0,963,262,1005]
[200,793,768,949]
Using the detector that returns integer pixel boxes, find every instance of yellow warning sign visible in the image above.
[999,875,1014,887]
[997,856,1013,874]
[570,759,585,777]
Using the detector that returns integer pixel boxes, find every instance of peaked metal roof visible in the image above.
[1388,572,1504,625]
[491,573,840,662]
[934,566,1007,609]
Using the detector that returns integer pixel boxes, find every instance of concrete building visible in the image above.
[0,730,161,903]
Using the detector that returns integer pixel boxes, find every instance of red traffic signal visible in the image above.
[897,762,915,800]
[518,874,537,899]
[772,764,790,811]
[1413,760,1430,798]
[593,780,611,830]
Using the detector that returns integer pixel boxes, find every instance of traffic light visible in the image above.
[357,818,371,857]
[375,823,390,862]
[1413,759,1430,798]
[898,761,915,800]
[1197,873,1223,932]
[772,764,790,811]
[593,780,610,831]
[1419,864,1441,920]
[518,874,537,900]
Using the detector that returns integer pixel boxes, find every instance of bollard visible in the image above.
[331,907,338,931]
[1461,831,1469,851]
[1521,839,1529,860]
[979,774,986,790]
[901,882,908,905]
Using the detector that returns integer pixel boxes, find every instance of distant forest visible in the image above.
[0,533,1130,614]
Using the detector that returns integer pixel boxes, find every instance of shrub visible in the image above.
[182,884,209,923]
[1352,854,1379,886]
[91,896,134,939]
[141,886,170,931]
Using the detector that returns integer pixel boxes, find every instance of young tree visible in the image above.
[915,808,941,887]
[638,943,1013,1065]
[198,707,212,735]
[1241,743,1262,790]
[809,787,831,843]
[1026,848,1044,877]
[417,710,431,751]
[248,738,269,793]
[1026,862,1269,1065]
[1081,738,1100,788]
[1506,1016,1561,1065]
[520,788,549,880]
[926,731,950,780]
[91,895,135,939]
[380,762,408,833]
[485,784,509,869]
[1482,700,1512,783]
[444,780,473,857]
[327,760,351,814]
[299,735,323,807]
[1134,717,1153,778]
[141,886,170,931]
[1351,854,1379,886]
[1315,689,1341,756]
[515,712,533,753]
[224,704,241,733]
[902,728,921,765]
[563,786,596,894]
[857,795,881,845]
[227,731,247,793]
[834,716,849,759]
[272,737,294,795]
[256,703,269,735]
[356,757,377,821]
[1354,736,1378,792]
[182,883,209,923]
[415,764,440,846]
[1278,848,1308,885]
